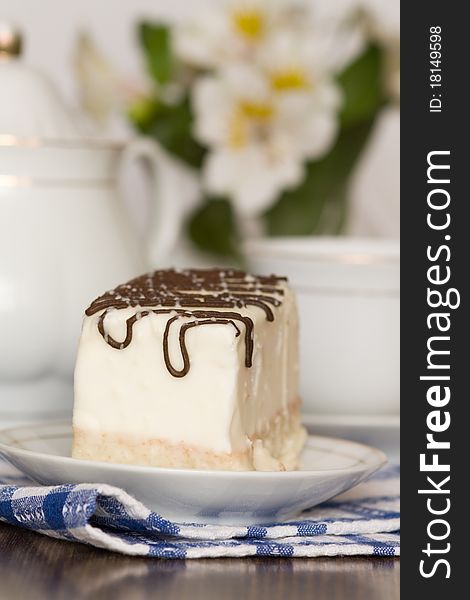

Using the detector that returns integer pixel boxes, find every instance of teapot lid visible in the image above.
[0,20,87,143]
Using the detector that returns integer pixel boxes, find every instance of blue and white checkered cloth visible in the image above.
[0,459,399,559]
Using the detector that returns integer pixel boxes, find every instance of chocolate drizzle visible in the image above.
[86,269,287,378]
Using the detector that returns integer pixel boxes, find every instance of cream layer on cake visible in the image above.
[72,269,306,471]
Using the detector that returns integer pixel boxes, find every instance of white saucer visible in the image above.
[302,413,400,461]
[0,422,387,525]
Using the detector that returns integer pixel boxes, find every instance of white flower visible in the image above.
[73,33,148,126]
[173,0,309,69]
[193,56,341,215]
[73,32,122,123]
[257,32,342,155]
[175,0,344,214]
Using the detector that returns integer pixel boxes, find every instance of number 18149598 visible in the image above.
[429,26,442,113]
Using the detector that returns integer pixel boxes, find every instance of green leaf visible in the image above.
[187,198,241,260]
[127,96,159,131]
[338,42,385,127]
[138,22,173,85]
[129,95,206,168]
[264,43,387,236]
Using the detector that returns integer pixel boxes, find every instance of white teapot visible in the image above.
[0,24,196,424]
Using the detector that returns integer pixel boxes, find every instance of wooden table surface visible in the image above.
[0,522,399,600]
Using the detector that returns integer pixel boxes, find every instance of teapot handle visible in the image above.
[118,138,195,267]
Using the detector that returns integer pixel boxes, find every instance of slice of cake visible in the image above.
[72,268,306,471]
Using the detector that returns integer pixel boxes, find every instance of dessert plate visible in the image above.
[303,413,400,461]
[0,422,387,525]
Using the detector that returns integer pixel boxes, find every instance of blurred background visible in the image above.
[3,0,399,240]
[0,0,399,449]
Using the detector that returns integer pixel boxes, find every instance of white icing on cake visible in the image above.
[72,270,305,471]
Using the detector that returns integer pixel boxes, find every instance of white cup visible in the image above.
[245,237,400,416]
